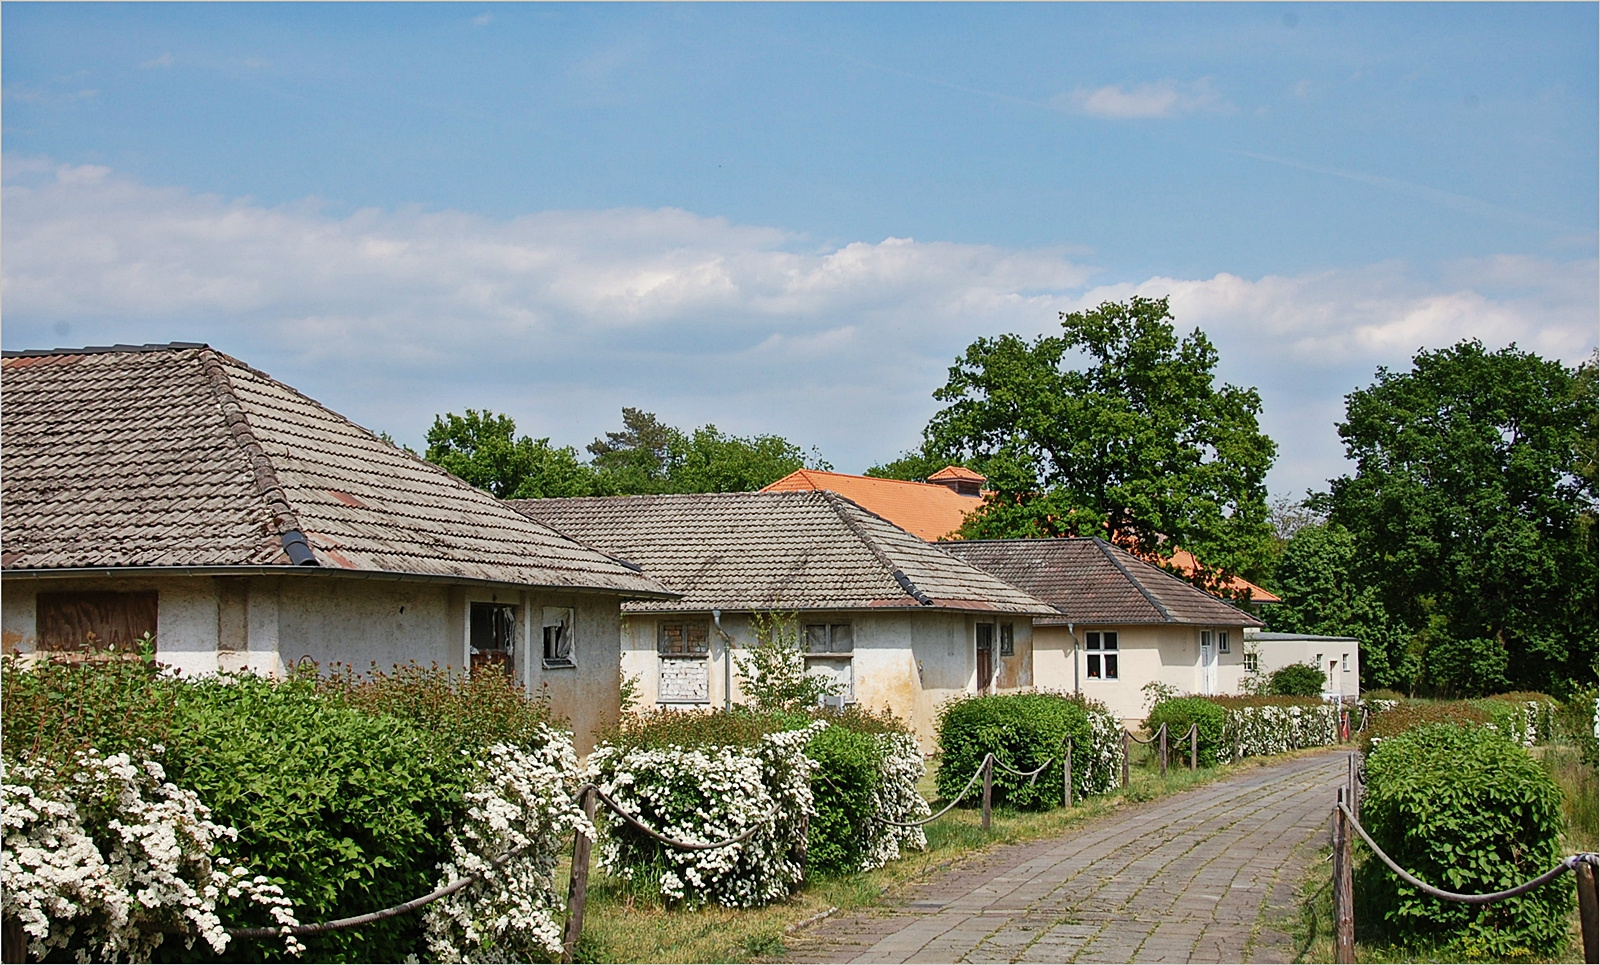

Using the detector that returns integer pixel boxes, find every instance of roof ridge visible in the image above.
[2,342,208,359]
[820,491,933,605]
[1124,547,1260,619]
[1093,537,1172,622]
[197,348,318,566]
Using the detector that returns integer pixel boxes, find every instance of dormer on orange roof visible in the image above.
[926,465,986,497]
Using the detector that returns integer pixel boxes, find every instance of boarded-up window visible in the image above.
[37,591,158,654]
[658,623,710,655]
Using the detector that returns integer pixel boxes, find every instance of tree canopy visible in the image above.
[1310,341,1597,697]
[423,407,827,498]
[916,295,1277,592]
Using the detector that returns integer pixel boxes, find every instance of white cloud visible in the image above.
[1055,79,1227,119]
[471,12,493,27]
[2,159,1591,496]
[140,53,175,69]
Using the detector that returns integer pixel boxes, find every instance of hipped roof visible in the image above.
[508,490,1055,615]
[1,344,671,597]
[942,537,1262,627]
[761,468,981,541]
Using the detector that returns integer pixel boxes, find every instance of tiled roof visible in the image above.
[761,469,981,541]
[927,466,986,482]
[1163,548,1281,604]
[508,491,1055,614]
[1,344,671,596]
[942,538,1262,627]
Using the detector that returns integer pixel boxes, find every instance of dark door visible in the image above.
[976,623,995,694]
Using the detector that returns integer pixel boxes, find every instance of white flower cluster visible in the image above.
[588,723,821,908]
[2,750,300,963]
[1079,705,1124,795]
[1223,703,1339,760]
[859,732,930,871]
[422,728,593,964]
[1362,698,1401,716]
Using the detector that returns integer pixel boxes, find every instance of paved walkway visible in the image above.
[785,749,1350,964]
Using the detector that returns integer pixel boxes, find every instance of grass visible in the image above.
[1290,741,1596,964]
[564,741,1338,964]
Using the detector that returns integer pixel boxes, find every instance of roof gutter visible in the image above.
[1,565,681,600]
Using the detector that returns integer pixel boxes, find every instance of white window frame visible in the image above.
[1084,630,1119,681]
[804,622,855,705]
[542,606,576,669]
[1342,653,1350,673]
[1218,630,1230,654]
[1244,651,1259,673]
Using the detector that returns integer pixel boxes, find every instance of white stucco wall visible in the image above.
[1033,622,1256,726]
[622,609,1034,750]
[2,574,625,753]
[1242,631,1361,700]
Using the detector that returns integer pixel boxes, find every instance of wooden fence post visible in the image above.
[981,755,993,831]
[561,785,599,964]
[1189,724,1198,772]
[1577,856,1599,965]
[1120,731,1130,788]
[1063,739,1073,808]
[1159,722,1168,778]
[1333,788,1355,964]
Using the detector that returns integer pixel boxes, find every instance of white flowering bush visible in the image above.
[1080,702,1125,794]
[1222,701,1339,759]
[422,728,592,963]
[1473,697,1560,747]
[1,749,300,963]
[863,732,930,868]
[588,719,820,907]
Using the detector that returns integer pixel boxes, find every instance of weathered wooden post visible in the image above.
[1577,856,1599,965]
[1189,724,1198,772]
[1120,730,1130,788]
[1159,722,1168,778]
[561,785,599,964]
[981,754,993,831]
[1333,788,1355,964]
[1063,739,1073,808]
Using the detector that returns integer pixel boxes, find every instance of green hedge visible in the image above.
[1363,700,1489,753]
[1,657,560,963]
[1143,697,1227,767]
[805,724,885,876]
[936,692,1120,809]
[1266,662,1326,697]
[1557,687,1598,766]
[1357,724,1570,958]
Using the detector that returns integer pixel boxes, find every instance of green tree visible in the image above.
[1265,522,1414,692]
[1323,341,1598,697]
[922,296,1277,592]
[865,443,962,482]
[424,410,598,498]
[587,407,824,495]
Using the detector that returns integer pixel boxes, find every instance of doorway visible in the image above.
[976,623,995,694]
[1199,629,1217,695]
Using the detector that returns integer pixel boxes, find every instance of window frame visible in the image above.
[469,601,517,673]
[658,621,711,657]
[803,622,855,705]
[541,606,577,670]
[1084,630,1119,681]
[1244,651,1259,673]
[999,622,1015,657]
[1218,630,1230,654]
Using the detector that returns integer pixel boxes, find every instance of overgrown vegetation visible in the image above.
[1144,696,1229,766]
[935,692,1121,808]
[1267,661,1326,697]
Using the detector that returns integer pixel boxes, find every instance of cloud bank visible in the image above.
[4,159,1593,495]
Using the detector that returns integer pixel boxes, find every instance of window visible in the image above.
[658,622,710,655]
[999,623,1015,656]
[805,624,853,653]
[470,602,516,673]
[38,591,158,656]
[1085,631,1119,680]
[805,623,854,704]
[542,607,575,668]
[1244,651,1259,673]
[1342,653,1350,672]
[1218,631,1230,654]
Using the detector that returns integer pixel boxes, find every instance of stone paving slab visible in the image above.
[784,749,1349,964]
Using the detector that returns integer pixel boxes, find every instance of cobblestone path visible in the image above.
[785,749,1349,964]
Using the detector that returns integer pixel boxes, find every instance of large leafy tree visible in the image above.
[425,407,825,498]
[922,296,1277,591]
[1320,341,1597,697]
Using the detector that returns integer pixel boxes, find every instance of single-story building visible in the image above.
[1242,631,1361,701]
[509,490,1057,747]
[0,343,673,750]
[943,538,1264,725]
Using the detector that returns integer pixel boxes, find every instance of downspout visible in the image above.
[1067,622,1081,697]
[712,609,733,711]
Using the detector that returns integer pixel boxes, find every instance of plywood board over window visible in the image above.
[37,591,158,654]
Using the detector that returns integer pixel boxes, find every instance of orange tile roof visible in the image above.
[927,465,986,482]
[760,469,981,540]
[764,468,1281,604]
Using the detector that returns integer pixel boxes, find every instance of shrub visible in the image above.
[586,713,819,907]
[1267,662,1326,697]
[936,693,1120,809]
[1364,701,1489,753]
[1470,694,1559,747]
[1356,724,1570,958]
[734,612,840,714]
[804,707,928,876]
[1363,688,1406,703]
[1145,697,1228,766]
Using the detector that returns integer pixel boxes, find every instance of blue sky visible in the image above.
[5,3,1596,497]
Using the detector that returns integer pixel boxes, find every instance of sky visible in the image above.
[4,3,1596,498]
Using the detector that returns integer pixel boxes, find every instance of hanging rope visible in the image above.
[880,753,992,828]
[1339,802,1595,904]
[589,783,779,851]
